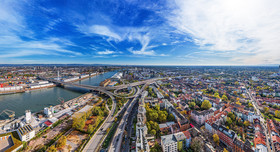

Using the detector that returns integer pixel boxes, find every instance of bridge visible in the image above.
[38,76,160,98]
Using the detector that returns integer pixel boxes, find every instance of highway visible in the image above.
[82,93,117,152]
[108,83,150,152]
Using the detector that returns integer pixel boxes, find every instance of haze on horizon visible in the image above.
[0,0,280,65]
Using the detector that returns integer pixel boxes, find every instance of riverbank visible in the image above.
[0,72,101,95]
[0,93,94,133]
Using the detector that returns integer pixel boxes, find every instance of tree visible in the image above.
[223,148,229,152]
[248,103,253,108]
[87,124,94,134]
[150,142,162,152]
[56,135,67,148]
[244,120,250,127]
[189,102,196,109]
[275,110,280,118]
[72,114,86,131]
[226,117,232,126]
[213,134,219,145]
[264,107,269,114]
[47,145,57,152]
[222,94,228,101]
[191,137,204,152]
[151,129,157,136]
[167,114,175,121]
[158,113,167,123]
[67,145,72,152]
[228,112,236,121]
[236,101,241,106]
[201,100,212,110]
[214,92,220,98]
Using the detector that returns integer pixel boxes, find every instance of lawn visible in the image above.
[1,131,23,152]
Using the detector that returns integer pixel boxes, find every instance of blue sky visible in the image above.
[0,0,280,65]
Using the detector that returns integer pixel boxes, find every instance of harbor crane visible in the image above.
[0,109,15,119]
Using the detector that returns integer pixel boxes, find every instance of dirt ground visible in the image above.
[64,130,88,152]
[28,120,70,151]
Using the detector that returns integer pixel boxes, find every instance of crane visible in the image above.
[0,109,15,119]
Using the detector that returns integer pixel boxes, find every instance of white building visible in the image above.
[17,124,35,141]
[25,110,31,124]
[44,107,52,118]
[161,134,177,152]
[255,144,268,152]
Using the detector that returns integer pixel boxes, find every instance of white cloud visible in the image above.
[166,0,280,64]
[97,49,116,55]
[79,25,122,41]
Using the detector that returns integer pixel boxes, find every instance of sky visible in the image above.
[0,0,280,65]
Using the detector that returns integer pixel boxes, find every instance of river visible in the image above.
[0,71,117,120]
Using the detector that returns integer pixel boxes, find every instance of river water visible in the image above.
[0,71,117,120]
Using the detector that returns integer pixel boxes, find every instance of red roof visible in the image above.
[44,120,53,127]
[183,130,191,139]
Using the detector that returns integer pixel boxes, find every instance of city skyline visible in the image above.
[1,0,280,65]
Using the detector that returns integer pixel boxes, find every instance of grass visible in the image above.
[102,122,118,148]
[1,131,23,152]
[113,106,120,116]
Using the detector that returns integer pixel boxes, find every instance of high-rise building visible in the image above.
[25,110,31,124]
[278,65,280,75]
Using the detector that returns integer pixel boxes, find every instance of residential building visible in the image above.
[216,125,237,150]
[16,124,35,141]
[191,109,214,126]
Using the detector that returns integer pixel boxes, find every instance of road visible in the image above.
[244,84,272,152]
[123,104,137,152]
[82,95,117,152]
[108,83,150,152]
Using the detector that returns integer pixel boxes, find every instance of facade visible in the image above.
[182,130,191,148]
[44,107,52,118]
[161,134,178,152]
[161,131,189,152]
[136,91,149,152]
[25,110,31,124]
[216,125,236,150]
[16,124,35,141]
[191,109,214,126]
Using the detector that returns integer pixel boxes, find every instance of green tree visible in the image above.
[72,114,86,131]
[214,92,220,98]
[264,107,269,114]
[56,135,67,148]
[167,114,175,121]
[151,129,157,135]
[213,134,219,145]
[47,145,57,152]
[150,142,162,152]
[244,121,250,127]
[275,110,280,118]
[189,102,196,109]
[248,103,253,108]
[191,137,204,152]
[201,100,212,110]
[158,113,167,123]
[226,117,233,126]
[87,124,94,134]
[222,94,228,101]
[228,112,236,121]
